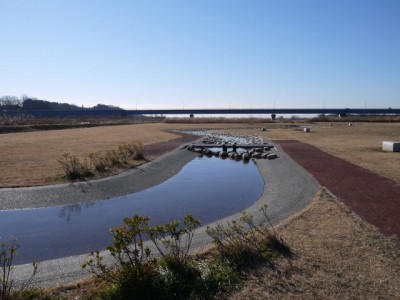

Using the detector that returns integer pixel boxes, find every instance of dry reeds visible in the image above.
[58,142,145,182]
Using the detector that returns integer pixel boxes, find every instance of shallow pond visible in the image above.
[0,156,264,265]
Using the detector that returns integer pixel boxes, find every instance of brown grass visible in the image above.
[228,122,400,183]
[0,124,169,187]
[2,120,400,298]
[230,188,400,299]
[5,120,398,187]
[0,122,258,187]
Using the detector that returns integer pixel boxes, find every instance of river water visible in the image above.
[0,156,264,265]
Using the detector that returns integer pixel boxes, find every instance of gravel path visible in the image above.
[8,136,319,288]
[277,140,400,243]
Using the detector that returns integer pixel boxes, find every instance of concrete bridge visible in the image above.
[3,108,400,118]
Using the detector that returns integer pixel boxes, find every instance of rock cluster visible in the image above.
[177,129,265,145]
[187,144,278,161]
[182,129,279,161]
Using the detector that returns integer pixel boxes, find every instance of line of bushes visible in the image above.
[81,204,290,299]
[57,142,145,181]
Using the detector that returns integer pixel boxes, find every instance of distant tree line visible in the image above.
[0,95,123,111]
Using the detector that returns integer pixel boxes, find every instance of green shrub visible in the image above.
[82,215,153,281]
[83,214,202,300]
[147,215,202,298]
[83,208,290,299]
[147,215,201,264]
[82,215,162,299]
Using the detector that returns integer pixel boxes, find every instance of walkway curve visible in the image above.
[10,142,319,288]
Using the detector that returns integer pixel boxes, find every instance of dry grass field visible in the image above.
[230,188,400,299]
[2,121,398,187]
[229,122,400,183]
[0,122,256,187]
[2,120,399,298]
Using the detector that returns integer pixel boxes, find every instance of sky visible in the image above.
[0,0,399,110]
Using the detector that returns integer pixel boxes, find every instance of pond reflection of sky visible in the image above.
[0,156,263,265]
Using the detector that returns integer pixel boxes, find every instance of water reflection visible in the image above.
[58,202,99,222]
[0,156,263,265]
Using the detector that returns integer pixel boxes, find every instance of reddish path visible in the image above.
[277,140,400,243]
[144,131,199,157]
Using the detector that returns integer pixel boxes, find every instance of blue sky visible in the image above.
[1,0,399,109]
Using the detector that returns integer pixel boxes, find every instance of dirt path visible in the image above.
[277,140,400,243]
[144,130,199,157]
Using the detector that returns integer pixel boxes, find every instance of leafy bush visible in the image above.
[82,215,156,288]
[82,207,290,299]
[147,215,202,298]
[83,214,202,299]
[82,215,165,299]
[147,215,200,264]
